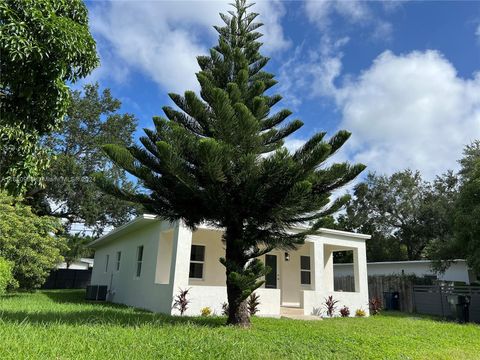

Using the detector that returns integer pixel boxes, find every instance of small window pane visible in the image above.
[301,256,311,270]
[190,245,205,262]
[116,252,121,271]
[137,246,144,261]
[136,262,142,277]
[189,263,203,279]
[301,270,311,285]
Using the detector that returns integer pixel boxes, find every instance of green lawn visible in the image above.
[0,290,478,360]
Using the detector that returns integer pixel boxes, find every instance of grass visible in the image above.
[0,290,479,360]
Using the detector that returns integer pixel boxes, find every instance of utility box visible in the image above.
[85,285,108,301]
[383,291,400,311]
[447,295,470,323]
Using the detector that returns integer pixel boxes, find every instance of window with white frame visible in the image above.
[116,251,121,271]
[105,254,109,272]
[300,256,311,285]
[189,245,205,279]
[136,246,144,278]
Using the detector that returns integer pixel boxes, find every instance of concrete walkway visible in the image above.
[280,306,322,321]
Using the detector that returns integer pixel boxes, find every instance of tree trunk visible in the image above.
[224,224,251,327]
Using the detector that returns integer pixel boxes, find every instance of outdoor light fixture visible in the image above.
[284,252,290,261]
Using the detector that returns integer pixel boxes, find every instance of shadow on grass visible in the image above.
[0,308,227,328]
[0,290,226,328]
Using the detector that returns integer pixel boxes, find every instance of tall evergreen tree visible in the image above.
[97,0,364,327]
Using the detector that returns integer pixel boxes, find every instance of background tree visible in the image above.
[62,235,94,269]
[0,191,66,290]
[339,170,438,261]
[0,0,98,194]
[27,83,139,236]
[97,0,364,327]
[427,141,480,274]
[423,172,461,272]
[454,141,480,274]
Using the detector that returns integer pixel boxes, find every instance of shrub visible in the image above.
[201,307,212,317]
[369,296,382,315]
[323,295,340,317]
[0,191,66,289]
[221,302,229,316]
[247,293,260,316]
[355,308,366,317]
[339,306,350,317]
[172,288,190,315]
[0,257,15,294]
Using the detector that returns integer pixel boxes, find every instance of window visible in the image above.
[105,255,109,272]
[116,251,121,271]
[300,256,311,285]
[136,246,144,278]
[189,245,205,279]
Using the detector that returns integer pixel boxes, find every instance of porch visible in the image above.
[159,223,369,317]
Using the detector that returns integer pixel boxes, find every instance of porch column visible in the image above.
[353,243,368,293]
[311,238,324,291]
[323,246,334,292]
[169,220,193,292]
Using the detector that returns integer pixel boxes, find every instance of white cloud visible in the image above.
[476,24,480,40]
[280,49,480,179]
[283,138,306,153]
[278,35,346,108]
[89,0,289,93]
[305,0,370,29]
[336,50,480,178]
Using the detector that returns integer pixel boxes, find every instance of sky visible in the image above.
[81,0,480,181]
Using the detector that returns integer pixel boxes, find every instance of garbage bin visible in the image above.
[447,295,470,323]
[383,291,400,311]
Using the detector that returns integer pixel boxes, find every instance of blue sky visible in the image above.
[81,0,480,180]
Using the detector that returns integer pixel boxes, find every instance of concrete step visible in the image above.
[280,306,305,316]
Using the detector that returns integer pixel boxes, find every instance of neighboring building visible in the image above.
[89,214,371,317]
[57,258,94,270]
[334,260,478,284]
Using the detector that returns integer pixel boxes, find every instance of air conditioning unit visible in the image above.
[85,285,108,301]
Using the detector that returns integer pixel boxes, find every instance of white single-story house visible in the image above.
[89,214,371,317]
[334,260,478,285]
[57,258,94,270]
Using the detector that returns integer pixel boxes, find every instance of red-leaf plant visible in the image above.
[173,288,191,316]
[369,296,382,315]
[324,295,340,317]
[339,306,350,317]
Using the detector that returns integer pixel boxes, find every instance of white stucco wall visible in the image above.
[91,221,174,313]
[90,217,370,318]
[188,229,226,287]
[334,260,473,284]
[300,232,369,316]
[183,286,281,317]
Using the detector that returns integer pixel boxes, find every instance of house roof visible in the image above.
[89,214,370,249]
[88,214,158,249]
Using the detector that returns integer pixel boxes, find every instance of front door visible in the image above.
[265,254,277,289]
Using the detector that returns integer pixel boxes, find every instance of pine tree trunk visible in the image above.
[225,224,251,327]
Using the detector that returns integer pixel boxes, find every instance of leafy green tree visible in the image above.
[339,170,436,261]
[453,141,480,274]
[97,0,364,326]
[27,83,139,236]
[0,0,98,194]
[62,235,94,269]
[423,172,461,272]
[0,257,16,294]
[0,191,66,290]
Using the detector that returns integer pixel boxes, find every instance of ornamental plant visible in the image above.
[324,295,340,317]
[172,288,191,316]
[339,306,350,317]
